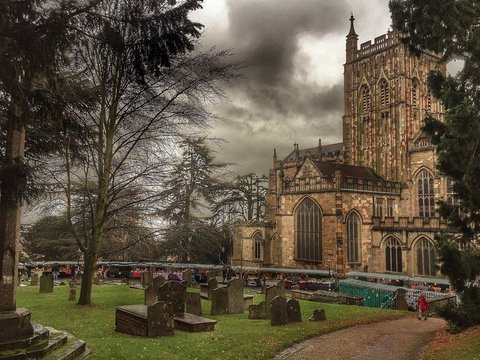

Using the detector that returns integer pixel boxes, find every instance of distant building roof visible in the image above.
[311,161,382,180]
[283,142,343,162]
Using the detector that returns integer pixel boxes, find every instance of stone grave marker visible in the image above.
[147,301,174,337]
[94,276,101,285]
[39,275,53,293]
[141,272,153,288]
[248,301,266,319]
[182,270,193,287]
[68,282,77,301]
[227,278,244,314]
[207,278,218,300]
[277,280,286,297]
[286,298,302,322]
[395,288,409,310]
[144,285,158,306]
[271,296,287,326]
[30,274,39,286]
[153,276,165,289]
[186,292,202,316]
[265,284,282,318]
[309,308,326,321]
[157,281,186,315]
[211,287,228,315]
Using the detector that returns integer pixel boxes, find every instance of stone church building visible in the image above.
[232,16,453,278]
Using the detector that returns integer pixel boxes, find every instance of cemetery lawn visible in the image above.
[17,284,407,360]
[423,326,480,360]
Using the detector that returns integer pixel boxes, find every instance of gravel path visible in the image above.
[273,316,446,360]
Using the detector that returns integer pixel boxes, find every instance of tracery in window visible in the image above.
[385,237,402,272]
[417,169,435,218]
[416,237,436,276]
[347,212,361,263]
[295,198,322,261]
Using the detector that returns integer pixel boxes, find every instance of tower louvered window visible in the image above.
[416,237,436,276]
[385,237,402,272]
[361,86,371,114]
[380,80,389,107]
[412,79,419,107]
[347,212,360,263]
[296,198,322,261]
[417,169,435,218]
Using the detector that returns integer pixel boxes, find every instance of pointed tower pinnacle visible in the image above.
[346,13,358,63]
[348,13,358,37]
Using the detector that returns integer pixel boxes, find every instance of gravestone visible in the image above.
[141,272,153,288]
[30,273,39,286]
[94,276,101,285]
[286,298,302,322]
[148,301,174,337]
[248,301,266,319]
[144,285,158,306]
[153,276,165,289]
[265,284,282,318]
[207,278,218,300]
[395,288,409,310]
[227,278,244,314]
[68,282,77,301]
[186,292,202,316]
[157,281,186,315]
[277,280,286,297]
[309,308,326,321]
[39,275,53,293]
[211,287,228,315]
[182,270,193,287]
[271,296,287,326]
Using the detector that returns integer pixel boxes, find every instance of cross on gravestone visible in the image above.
[227,278,244,314]
[157,281,186,315]
[286,298,302,322]
[185,292,202,316]
[211,287,229,315]
[39,275,54,293]
[271,296,288,326]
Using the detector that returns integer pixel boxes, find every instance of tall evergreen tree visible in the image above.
[390,0,480,329]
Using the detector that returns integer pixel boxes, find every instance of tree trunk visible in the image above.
[0,116,25,312]
[78,250,97,305]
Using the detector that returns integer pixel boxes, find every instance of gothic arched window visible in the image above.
[446,178,458,206]
[361,86,371,113]
[417,169,435,218]
[385,237,402,272]
[416,237,436,276]
[253,232,262,260]
[379,79,389,107]
[295,198,322,261]
[347,212,361,263]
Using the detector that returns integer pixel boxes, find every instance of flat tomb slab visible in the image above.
[115,305,148,336]
[174,313,217,332]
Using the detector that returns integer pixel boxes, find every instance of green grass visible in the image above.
[423,326,480,360]
[17,285,407,360]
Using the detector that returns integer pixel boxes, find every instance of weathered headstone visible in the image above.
[157,281,186,315]
[227,278,244,314]
[182,270,193,287]
[39,275,53,293]
[277,280,286,297]
[153,276,165,289]
[265,284,282,318]
[147,301,175,337]
[144,285,158,306]
[286,298,302,322]
[248,301,266,319]
[207,278,218,300]
[395,288,409,310]
[68,282,77,301]
[30,274,39,286]
[271,296,287,326]
[185,292,202,316]
[211,287,229,315]
[141,272,153,288]
[309,308,326,321]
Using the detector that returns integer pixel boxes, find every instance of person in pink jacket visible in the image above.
[417,293,430,320]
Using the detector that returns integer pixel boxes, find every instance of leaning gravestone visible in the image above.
[271,296,288,326]
[309,308,326,321]
[211,287,229,315]
[186,292,202,316]
[153,276,165,289]
[286,298,302,322]
[147,301,175,337]
[157,281,186,315]
[182,270,193,287]
[39,275,53,293]
[227,278,244,314]
[30,274,39,286]
[207,278,218,300]
[144,285,158,306]
[248,301,266,319]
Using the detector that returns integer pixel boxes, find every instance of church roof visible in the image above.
[311,161,383,180]
[283,142,343,162]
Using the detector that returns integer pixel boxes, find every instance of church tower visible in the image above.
[342,16,445,182]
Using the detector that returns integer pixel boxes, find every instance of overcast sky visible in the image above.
[191,0,392,175]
